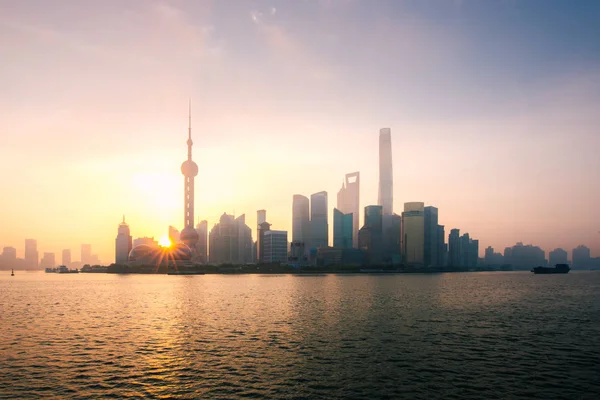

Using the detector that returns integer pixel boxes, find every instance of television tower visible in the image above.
[180,100,199,256]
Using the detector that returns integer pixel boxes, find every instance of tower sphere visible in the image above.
[181,160,198,177]
[180,226,199,245]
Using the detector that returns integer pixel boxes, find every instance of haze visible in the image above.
[1,0,599,263]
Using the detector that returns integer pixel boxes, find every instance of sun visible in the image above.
[159,235,172,248]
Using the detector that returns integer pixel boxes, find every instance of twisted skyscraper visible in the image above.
[378,128,393,215]
[179,101,199,257]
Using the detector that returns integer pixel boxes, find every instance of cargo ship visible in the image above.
[531,264,570,274]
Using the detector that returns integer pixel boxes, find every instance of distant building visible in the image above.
[168,226,180,244]
[115,216,133,264]
[40,252,56,269]
[402,202,425,265]
[549,248,568,266]
[333,208,353,249]
[382,213,402,265]
[448,229,461,268]
[263,230,288,264]
[62,249,71,267]
[256,221,272,264]
[437,225,447,267]
[292,195,310,259]
[257,210,267,225]
[505,242,546,270]
[24,239,38,269]
[424,206,440,268]
[2,247,16,260]
[133,237,158,248]
[337,172,360,247]
[484,246,504,266]
[208,213,253,265]
[378,128,393,215]
[195,220,208,264]
[81,244,92,265]
[572,245,591,269]
[358,205,383,265]
[310,191,329,250]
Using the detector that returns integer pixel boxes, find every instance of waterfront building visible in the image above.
[382,213,402,265]
[256,221,272,263]
[448,229,461,268]
[24,239,38,269]
[40,252,56,269]
[333,208,353,249]
[310,191,328,250]
[378,128,393,215]
[195,220,208,264]
[505,242,546,270]
[208,213,253,265]
[61,249,71,267]
[402,202,425,265]
[179,101,200,258]
[263,230,288,264]
[81,244,92,265]
[549,248,568,266]
[424,206,439,268]
[337,172,360,247]
[2,247,16,260]
[115,216,132,264]
[572,245,591,269]
[292,195,310,258]
[358,205,383,265]
[437,225,446,267]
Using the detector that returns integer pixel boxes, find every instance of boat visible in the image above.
[45,267,57,273]
[57,265,79,274]
[11,269,14,276]
[531,264,570,274]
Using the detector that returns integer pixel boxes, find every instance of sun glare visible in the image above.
[159,235,172,248]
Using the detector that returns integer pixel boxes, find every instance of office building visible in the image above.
[292,195,310,257]
[208,213,253,265]
[2,247,16,260]
[333,208,353,249]
[378,128,393,215]
[62,249,71,267]
[81,244,92,265]
[358,205,383,265]
[424,206,439,268]
[256,221,272,263]
[310,191,328,249]
[337,172,360,247]
[115,216,133,264]
[40,252,56,269]
[549,248,568,266]
[382,213,402,265]
[402,202,425,265]
[505,242,546,270]
[262,230,288,264]
[195,220,208,264]
[448,229,461,268]
[572,245,591,269]
[24,239,38,269]
[437,225,446,267]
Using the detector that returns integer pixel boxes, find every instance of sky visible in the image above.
[1,0,599,263]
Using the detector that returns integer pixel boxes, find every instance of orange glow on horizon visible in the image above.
[159,236,172,248]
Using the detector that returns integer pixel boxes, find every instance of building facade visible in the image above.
[337,172,360,248]
[310,191,328,250]
[333,208,353,249]
[402,202,425,265]
[208,213,253,265]
[62,249,71,267]
[195,220,208,264]
[549,248,568,266]
[115,217,133,264]
[292,194,310,257]
[378,128,393,215]
[24,239,38,269]
[263,230,288,263]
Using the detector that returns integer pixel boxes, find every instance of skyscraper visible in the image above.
[549,248,568,266]
[208,213,253,265]
[378,128,393,215]
[358,205,383,265]
[381,213,402,264]
[448,229,461,268]
[115,216,133,264]
[263,230,288,264]
[195,219,208,264]
[333,208,353,249]
[292,195,310,245]
[337,172,360,247]
[40,252,56,269]
[424,206,439,268]
[310,191,328,250]
[62,249,71,267]
[180,101,199,258]
[402,202,425,264]
[24,239,38,269]
[81,244,92,265]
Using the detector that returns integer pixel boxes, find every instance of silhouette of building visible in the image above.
[115,216,133,264]
[180,101,200,258]
[256,221,271,263]
[378,128,393,215]
[24,239,38,269]
[292,195,310,260]
[263,230,288,264]
[437,225,447,267]
[424,206,440,268]
[2,247,16,260]
[382,214,402,265]
[257,210,267,225]
[358,205,383,265]
[168,226,180,244]
[81,244,92,265]
[337,172,360,247]
[40,252,55,269]
[448,229,461,268]
[572,245,591,269]
[484,246,504,266]
[195,220,208,264]
[549,248,568,266]
[310,191,328,250]
[333,208,353,249]
[208,213,253,265]
[402,202,425,265]
[505,242,546,270]
[61,249,71,267]
[133,237,158,248]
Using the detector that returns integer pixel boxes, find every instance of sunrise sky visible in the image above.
[1,0,599,263]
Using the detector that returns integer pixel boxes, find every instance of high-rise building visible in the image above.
[168,226,180,244]
[195,220,208,264]
[24,239,38,269]
[572,245,591,269]
[437,225,446,267]
[505,242,545,270]
[402,202,425,264]
[378,128,393,215]
[549,248,568,266]
[333,208,353,249]
[61,249,71,267]
[257,221,272,263]
[310,191,328,250]
[115,216,133,264]
[382,214,402,264]
[208,213,253,265]
[358,205,383,265]
[263,230,288,263]
[81,244,92,265]
[40,252,56,269]
[257,210,267,226]
[180,101,200,257]
[424,206,439,268]
[337,172,360,247]
[2,247,17,260]
[292,195,310,254]
[448,229,461,268]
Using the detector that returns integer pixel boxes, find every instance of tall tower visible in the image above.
[336,171,360,248]
[115,216,133,264]
[180,101,199,256]
[378,128,393,215]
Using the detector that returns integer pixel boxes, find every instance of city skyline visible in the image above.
[1,1,600,262]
